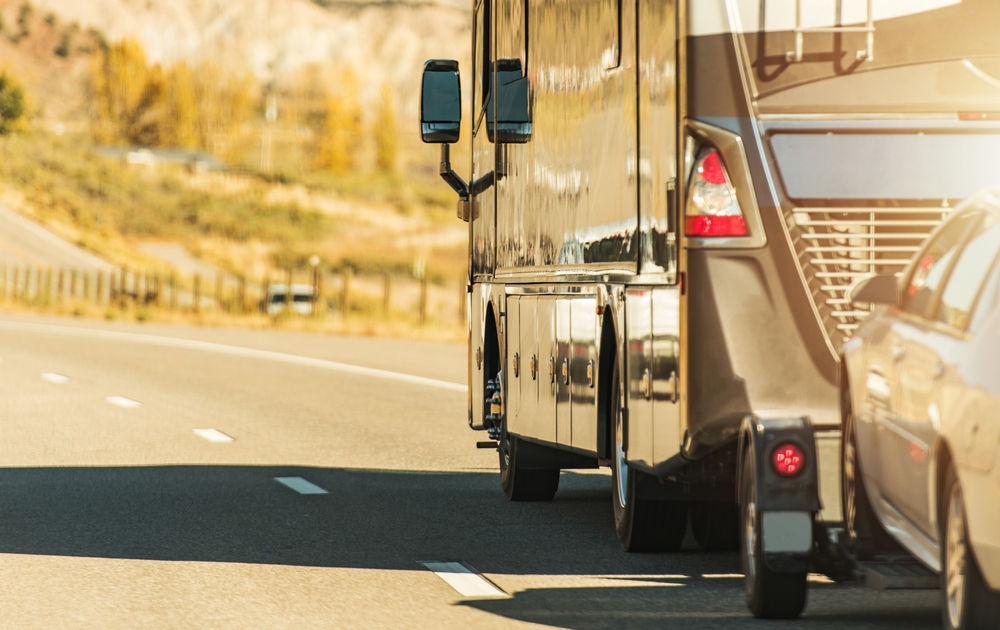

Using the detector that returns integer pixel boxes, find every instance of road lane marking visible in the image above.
[41,373,69,384]
[274,477,328,495]
[701,573,743,579]
[106,396,142,409]
[0,321,466,392]
[419,562,508,598]
[194,428,233,443]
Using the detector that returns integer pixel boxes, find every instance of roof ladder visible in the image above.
[785,0,874,63]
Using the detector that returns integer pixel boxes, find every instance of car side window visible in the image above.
[968,257,1000,334]
[935,213,1000,329]
[900,211,979,318]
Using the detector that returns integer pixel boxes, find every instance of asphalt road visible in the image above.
[0,204,111,270]
[0,313,944,629]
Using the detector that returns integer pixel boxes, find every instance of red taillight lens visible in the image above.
[686,149,748,238]
[699,151,727,185]
[772,443,806,477]
[685,216,748,237]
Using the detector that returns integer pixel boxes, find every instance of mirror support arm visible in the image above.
[439,143,503,200]
[439,144,469,199]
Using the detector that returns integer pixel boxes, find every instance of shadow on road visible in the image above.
[461,582,942,629]
[0,465,941,629]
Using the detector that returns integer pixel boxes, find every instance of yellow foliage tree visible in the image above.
[165,61,198,148]
[89,38,257,158]
[193,62,256,160]
[373,82,398,174]
[89,37,166,146]
[315,68,363,175]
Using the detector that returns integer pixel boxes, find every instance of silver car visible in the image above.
[843,190,1000,629]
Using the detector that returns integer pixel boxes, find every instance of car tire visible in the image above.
[740,451,808,619]
[690,501,740,551]
[842,384,898,560]
[941,465,1000,630]
[499,433,559,502]
[610,355,687,552]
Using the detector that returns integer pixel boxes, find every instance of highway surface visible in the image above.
[0,313,943,628]
[0,204,110,270]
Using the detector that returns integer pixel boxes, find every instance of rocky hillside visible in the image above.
[0,0,470,123]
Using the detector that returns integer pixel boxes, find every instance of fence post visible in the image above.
[284,269,293,312]
[169,273,177,311]
[193,273,202,314]
[119,267,127,309]
[96,270,104,305]
[341,268,352,317]
[419,274,428,326]
[214,273,223,311]
[83,271,90,303]
[0,263,6,302]
[382,272,391,316]
[55,269,63,303]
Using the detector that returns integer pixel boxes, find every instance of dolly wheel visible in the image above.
[740,453,807,619]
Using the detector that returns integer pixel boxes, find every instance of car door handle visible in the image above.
[892,346,906,362]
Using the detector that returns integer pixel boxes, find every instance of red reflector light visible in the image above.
[772,443,806,477]
[685,215,748,237]
[699,151,727,184]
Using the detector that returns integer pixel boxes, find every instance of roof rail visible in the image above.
[785,0,874,63]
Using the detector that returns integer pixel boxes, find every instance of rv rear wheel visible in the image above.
[690,501,740,551]
[499,434,560,501]
[611,356,687,552]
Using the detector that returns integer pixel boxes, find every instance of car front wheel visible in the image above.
[941,464,1000,629]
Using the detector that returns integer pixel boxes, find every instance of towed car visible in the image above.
[843,190,1000,629]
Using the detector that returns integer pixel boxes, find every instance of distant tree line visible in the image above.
[88,38,400,175]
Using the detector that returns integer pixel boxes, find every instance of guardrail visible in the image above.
[0,263,467,327]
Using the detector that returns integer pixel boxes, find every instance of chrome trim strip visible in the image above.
[495,263,636,279]
[879,496,941,572]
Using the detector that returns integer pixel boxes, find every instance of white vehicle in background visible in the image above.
[263,283,315,316]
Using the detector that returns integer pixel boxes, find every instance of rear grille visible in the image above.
[786,206,950,347]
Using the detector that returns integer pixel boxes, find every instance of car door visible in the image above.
[884,209,985,527]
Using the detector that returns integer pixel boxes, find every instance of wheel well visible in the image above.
[935,440,955,534]
[596,311,617,460]
[484,302,500,388]
[839,356,851,428]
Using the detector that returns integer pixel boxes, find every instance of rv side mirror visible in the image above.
[486,58,532,144]
[421,60,462,144]
[848,273,900,307]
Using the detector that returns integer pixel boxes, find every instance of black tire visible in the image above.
[691,501,740,552]
[500,434,560,501]
[740,451,808,619]
[941,465,1000,630]
[610,355,687,552]
[842,385,898,560]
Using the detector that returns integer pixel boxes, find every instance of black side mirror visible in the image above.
[486,58,532,144]
[421,60,462,144]
[849,273,900,307]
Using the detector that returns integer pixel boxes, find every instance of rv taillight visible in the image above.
[685,149,749,238]
[772,443,806,478]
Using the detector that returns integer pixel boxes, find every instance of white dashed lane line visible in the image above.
[274,477,328,495]
[419,562,508,598]
[106,396,142,409]
[194,428,233,443]
[41,373,69,384]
